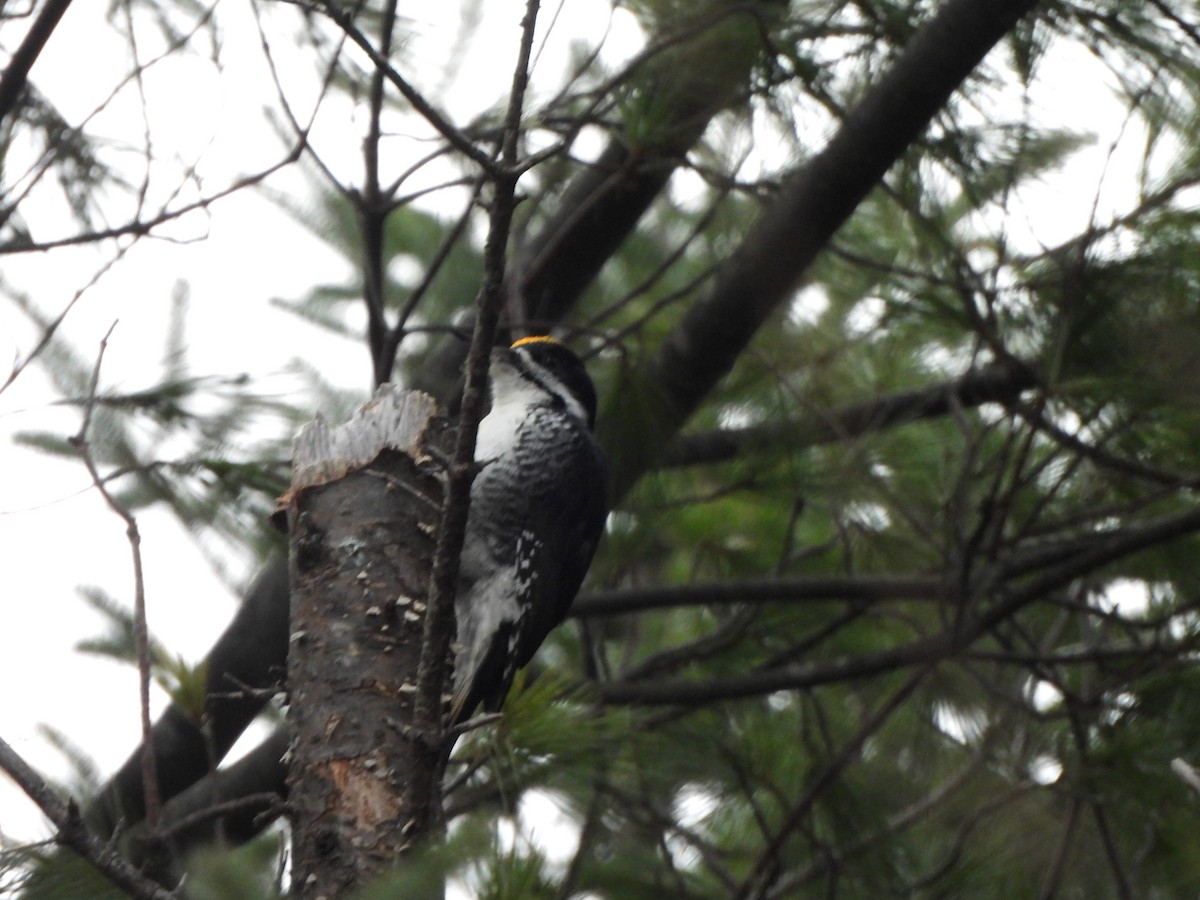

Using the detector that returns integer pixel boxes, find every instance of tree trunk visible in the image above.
[281,387,448,898]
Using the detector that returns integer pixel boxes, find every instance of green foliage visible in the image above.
[618,1,775,150]
[8,0,1200,897]
[180,836,285,900]
[352,817,493,899]
[73,587,210,717]
[7,848,131,900]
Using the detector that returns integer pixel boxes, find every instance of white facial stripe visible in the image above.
[515,349,589,424]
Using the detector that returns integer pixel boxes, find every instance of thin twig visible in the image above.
[412,0,540,745]
[69,323,160,832]
[1063,699,1134,899]
[1,4,219,229]
[155,792,282,841]
[316,0,499,174]
[1037,796,1082,900]
[733,669,929,899]
[0,147,302,255]
[249,0,339,186]
[360,0,400,386]
[1,244,132,397]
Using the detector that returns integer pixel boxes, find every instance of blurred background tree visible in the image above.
[3,0,1200,896]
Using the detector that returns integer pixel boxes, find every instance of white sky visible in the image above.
[0,0,1177,867]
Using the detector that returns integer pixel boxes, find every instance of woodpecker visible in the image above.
[449,335,607,725]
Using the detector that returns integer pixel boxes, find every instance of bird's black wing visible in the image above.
[450,409,606,721]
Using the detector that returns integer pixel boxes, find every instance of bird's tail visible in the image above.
[446,621,514,727]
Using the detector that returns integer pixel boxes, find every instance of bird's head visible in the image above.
[489,336,598,429]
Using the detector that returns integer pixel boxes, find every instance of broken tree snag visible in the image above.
[280,386,447,899]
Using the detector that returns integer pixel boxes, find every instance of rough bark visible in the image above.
[281,387,447,898]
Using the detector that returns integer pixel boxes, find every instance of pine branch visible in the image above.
[602,0,1042,499]
[662,359,1039,467]
[316,0,498,173]
[572,574,942,617]
[0,734,176,900]
[598,505,1200,706]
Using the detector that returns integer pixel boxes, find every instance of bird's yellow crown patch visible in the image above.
[511,335,559,349]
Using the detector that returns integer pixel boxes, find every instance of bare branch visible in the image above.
[88,560,290,841]
[0,149,304,255]
[1,245,132,396]
[0,733,176,900]
[662,358,1039,467]
[572,574,942,617]
[68,325,161,833]
[0,0,73,128]
[598,505,1200,706]
[316,0,499,174]
[1,4,219,230]
[360,0,401,386]
[380,176,487,371]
